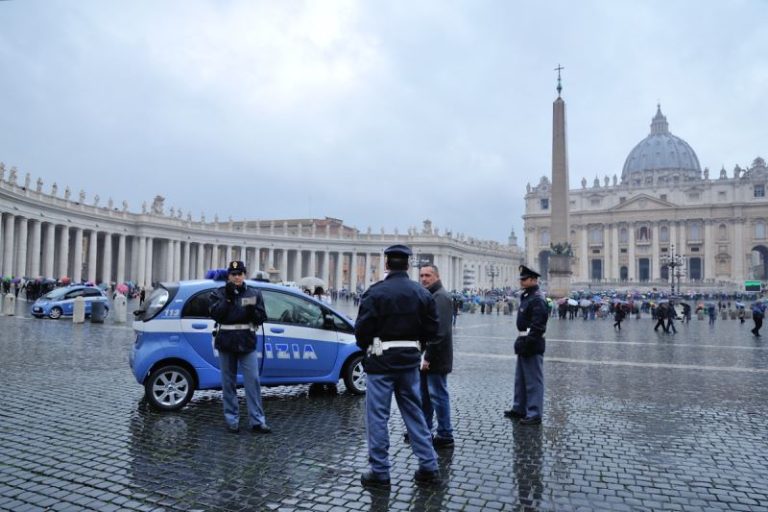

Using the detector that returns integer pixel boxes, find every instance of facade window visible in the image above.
[755,221,766,240]
[619,227,628,243]
[638,258,650,282]
[588,227,603,244]
[718,224,727,240]
[718,191,727,201]
[637,226,650,241]
[620,266,628,281]
[688,192,700,201]
[540,229,550,246]
[689,257,702,280]
[590,199,601,207]
[619,197,626,203]
[590,259,603,281]
[755,185,765,198]
[659,226,669,242]
[540,198,549,210]
[688,221,702,242]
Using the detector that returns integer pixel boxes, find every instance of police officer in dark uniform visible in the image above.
[209,260,270,434]
[504,265,548,426]
[355,244,440,487]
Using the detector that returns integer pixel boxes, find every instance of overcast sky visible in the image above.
[1,1,766,243]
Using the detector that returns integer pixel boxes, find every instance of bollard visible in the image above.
[3,293,15,316]
[90,301,107,324]
[113,294,127,324]
[72,296,86,323]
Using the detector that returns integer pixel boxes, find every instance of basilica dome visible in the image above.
[621,105,701,184]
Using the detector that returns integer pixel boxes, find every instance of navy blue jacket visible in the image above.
[354,271,439,374]
[209,284,267,353]
[514,285,548,357]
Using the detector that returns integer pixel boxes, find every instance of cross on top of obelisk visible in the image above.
[555,64,564,97]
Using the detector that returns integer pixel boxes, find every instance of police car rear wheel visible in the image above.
[48,307,63,319]
[145,365,194,411]
[343,355,366,395]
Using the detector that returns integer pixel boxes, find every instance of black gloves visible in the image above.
[225,281,238,299]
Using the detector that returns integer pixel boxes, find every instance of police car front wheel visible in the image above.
[145,365,195,411]
[343,355,366,395]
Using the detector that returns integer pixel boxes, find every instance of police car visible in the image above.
[31,284,110,319]
[130,279,366,411]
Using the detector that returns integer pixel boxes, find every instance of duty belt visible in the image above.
[518,329,530,336]
[367,338,420,356]
[218,323,255,331]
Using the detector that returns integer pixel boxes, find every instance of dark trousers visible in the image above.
[753,315,763,335]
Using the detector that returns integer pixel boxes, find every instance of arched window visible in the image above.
[688,221,702,242]
[589,227,603,244]
[619,227,628,243]
[659,225,669,243]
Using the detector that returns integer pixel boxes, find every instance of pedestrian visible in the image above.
[707,303,717,326]
[666,301,677,334]
[653,303,668,333]
[355,244,440,487]
[139,287,146,306]
[751,301,765,336]
[418,264,455,448]
[209,260,270,434]
[452,296,461,327]
[504,265,549,426]
[613,304,626,330]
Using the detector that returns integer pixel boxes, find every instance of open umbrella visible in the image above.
[298,276,327,291]
[567,298,578,306]
[579,299,591,308]
[116,283,129,294]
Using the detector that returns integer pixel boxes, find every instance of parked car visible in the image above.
[31,285,110,319]
[130,279,366,411]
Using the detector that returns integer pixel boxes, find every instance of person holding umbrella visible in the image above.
[751,300,766,336]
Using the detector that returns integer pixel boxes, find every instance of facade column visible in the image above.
[117,234,126,284]
[266,247,273,271]
[73,229,83,283]
[182,241,191,280]
[225,245,232,266]
[321,251,330,283]
[734,220,745,281]
[350,252,358,292]
[15,217,28,279]
[58,226,70,279]
[165,239,174,281]
[87,230,98,283]
[704,221,715,280]
[102,232,113,285]
[281,248,289,281]
[334,252,343,291]
[3,214,15,276]
[379,251,386,283]
[297,249,305,277]
[137,237,147,288]
[309,250,316,277]
[580,226,589,280]
[44,223,56,278]
[363,253,372,289]
[651,222,660,281]
[130,236,139,283]
[627,223,636,282]
[30,220,41,278]
[174,240,182,281]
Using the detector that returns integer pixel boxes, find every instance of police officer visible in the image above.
[209,260,270,434]
[504,265,548,426]
[355,244,440,487]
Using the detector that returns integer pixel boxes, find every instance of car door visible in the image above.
[260,289,339,378]
[62,289,84,315]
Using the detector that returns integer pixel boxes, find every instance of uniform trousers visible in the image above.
[218,350,266,428]
[366,370,438,478]
[512,354,544,419]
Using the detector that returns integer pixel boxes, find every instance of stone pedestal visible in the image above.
[547,254,572,298]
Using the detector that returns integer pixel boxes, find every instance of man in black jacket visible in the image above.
[504,265,548,426]
[355,245,440,487]
[209,261,269,434]
[418,264,455,448]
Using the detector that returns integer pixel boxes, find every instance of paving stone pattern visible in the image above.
[1,300,767,511]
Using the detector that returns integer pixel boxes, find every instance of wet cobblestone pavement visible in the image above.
[1,300,767,511]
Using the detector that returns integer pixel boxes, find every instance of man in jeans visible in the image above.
[418,264,455,448]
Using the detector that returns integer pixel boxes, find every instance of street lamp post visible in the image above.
[486,264,499,290]
[660,244,686,295]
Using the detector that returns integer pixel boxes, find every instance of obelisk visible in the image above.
[547,65,573,298]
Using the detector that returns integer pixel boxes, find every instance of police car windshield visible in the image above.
[42,287,71,300]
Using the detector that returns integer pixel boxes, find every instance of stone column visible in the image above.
[279,248,287,281]
[196,243,205,279]
[182,241,190,280]
[580,227,589,280]
[72,228,83,283]
[117,234,126,284]
[267,248,274,271]
[87,230,98,283]
[3,213,15,276]
[309,250,316,277]
[627,223,636,282]
[165,239,174,281]
[174,240,182,281]
[102,232,113,285]
[334,252,343,290]
[225,245,232,266]
[145,238,154,288]
[58,226,70,279]
[364,253,372,289]
[350,252,358,292]
[44,223,56,278]
[30,220,41,278]
[137,237,147,288]
[379,252,386,282]
[15,217,28,279]
[321,251,330,283]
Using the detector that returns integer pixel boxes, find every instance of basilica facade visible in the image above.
[524,106,768,289]
[0,164,522,292]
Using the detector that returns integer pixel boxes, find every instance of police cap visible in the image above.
[383,244,413,257]
[227,260,247,274]
[519,264,541,279]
